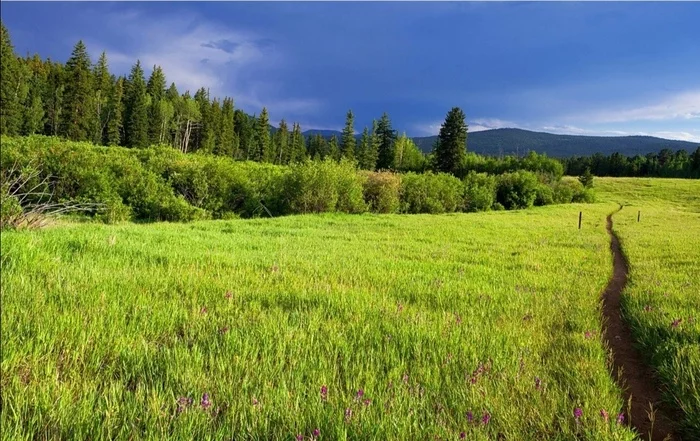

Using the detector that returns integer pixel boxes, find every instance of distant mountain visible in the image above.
[412,128,698,157]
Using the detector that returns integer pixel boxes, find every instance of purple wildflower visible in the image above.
[481,412,491,425]
[617,413,625,425]
[600,409,609,423]
[252,397,259,407]
[402,373,409,384]
[344,407,353,422]
[200,307,208,314]
[200,393,211,410]
[219,326,229,335]
[397,303,404,313]
[296,435,304,441]
[176,396,193,414]
[225,291,232,299]
[363,399,371,406]
[455,314,462,324]
[320,385,328,401]
[459,432,466,439]
[535,377,542,390]
[584,331,593,339]
[643,305,652,312]
[574,407,583,420]
[312,428,320,438]
[356,389,364,400]
[466,411,473,423]
[671,318,682,328]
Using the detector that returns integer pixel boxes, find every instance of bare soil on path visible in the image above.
[602,208,679,441]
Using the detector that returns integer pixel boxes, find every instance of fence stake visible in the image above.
[638,210,641,222]
[578,211,582,229]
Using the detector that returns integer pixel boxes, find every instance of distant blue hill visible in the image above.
[299,127,698,158]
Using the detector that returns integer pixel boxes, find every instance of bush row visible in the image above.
[1,136,594,223]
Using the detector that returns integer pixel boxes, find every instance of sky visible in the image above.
[2,1,699,142]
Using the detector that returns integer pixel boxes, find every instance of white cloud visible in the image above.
[89,8,321,118]
[574,90,700,124]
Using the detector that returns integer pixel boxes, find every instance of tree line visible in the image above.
[562,149,700,179]
[0,24,451,173]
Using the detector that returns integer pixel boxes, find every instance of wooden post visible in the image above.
[578,211,582,229]
[638,210,641,222]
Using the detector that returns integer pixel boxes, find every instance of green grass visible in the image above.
[596,178,700,437]
[1,200,640,440]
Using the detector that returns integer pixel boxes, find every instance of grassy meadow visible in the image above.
[596,178,700,437]
[1,177,698,440]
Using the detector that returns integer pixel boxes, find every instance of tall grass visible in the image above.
[1,202,635,440]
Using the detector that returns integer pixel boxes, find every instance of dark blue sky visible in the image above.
[3,1,699,141]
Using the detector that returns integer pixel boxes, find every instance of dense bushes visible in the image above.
[1,136,594,225]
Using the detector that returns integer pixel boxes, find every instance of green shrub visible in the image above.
[495,171,539,209]
[362,171,402,214]
[534,184,554,206]
[400,172,463,214]
[462,171,496,212]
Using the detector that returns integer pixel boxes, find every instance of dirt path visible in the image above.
[602,208,677,441]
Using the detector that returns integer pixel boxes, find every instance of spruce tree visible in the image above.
[356,127,370,169]
[433,107,468,175]
[376,112,396,169]
[234,109,253,159]
[218,97,237,157]
[60,40,94,141]
[366,120,380,170]
[124,61,149,147]
[274,119,289,164]
[105,77,124,146]
[146,65,167,145]
[341,109,356,160]
[253,107,271,162]
[44,61,64,136]
[92,52,112,144]
[22,55,47,135]
[208,99,222,154]
[289,123,306,163]
[0,22,23,135]
[328,135,340,161]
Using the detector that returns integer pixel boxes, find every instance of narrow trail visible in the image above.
[602,208,677,441]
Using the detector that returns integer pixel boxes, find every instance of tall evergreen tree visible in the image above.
[356,127,370,169]
[124,61,149,147]
[433,107,468,175]
[234,109,253,159]
[252,107,271,161]
[207,98,222,154]
[146,65,167,145]
[0,22,24,135]
[218,97,238,157]
[92,52,112,144]
[376,112,396,169]
[22,55,47,135]
[366,120,380,170]
[341,109,356,160]
[60,40,94,141]
[274,119,290,164]
[105,77,124,146]
[328,135,340,161]
[289,122,306,163]
[43,61,64,136]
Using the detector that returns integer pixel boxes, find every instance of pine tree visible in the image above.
[207,98,222,154]
[366,120,380,170]
[43,61,64,136]
[165,83,180,147]
[376,112,396,169]
[90,52,112,144]
[356,127,370,169]
[274,119,289,164]
[124,61,149,147]
[60,41,95,141]
[341,109,356,160]
[218,97,238,157]
[289,122,306,163]
[578,167,594,188]
[433,107,468,175]
[253,107,271,162]
[22,55,47,135]
[146,65,167,145]
[105,77,124,146]
[0,22,24,135]
[234,109,253,160]
[328,135,340,161]
[193,87,214,153]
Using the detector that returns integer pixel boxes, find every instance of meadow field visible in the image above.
[596,178,700,438]
[1,178,698,440]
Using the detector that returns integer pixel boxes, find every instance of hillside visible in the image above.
[411,128,698,157]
